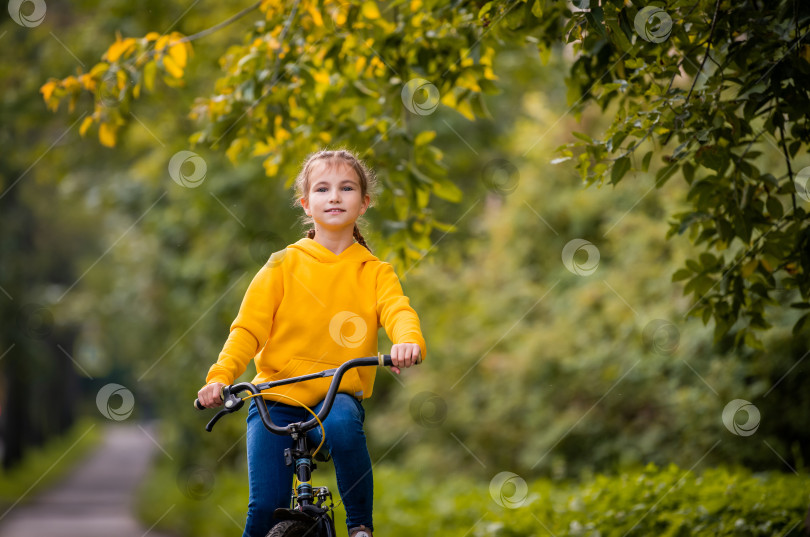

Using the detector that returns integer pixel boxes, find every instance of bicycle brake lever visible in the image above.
[205,409,228,432]
[204,390,245,432]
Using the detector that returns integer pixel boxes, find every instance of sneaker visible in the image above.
[349,526,373,537]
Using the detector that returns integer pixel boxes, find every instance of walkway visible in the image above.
[0,424,176,537]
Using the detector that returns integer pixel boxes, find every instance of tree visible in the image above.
[40,0,810,350]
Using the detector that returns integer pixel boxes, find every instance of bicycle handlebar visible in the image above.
[195,354,396,435]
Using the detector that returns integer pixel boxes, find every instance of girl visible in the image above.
[197,149,427,537]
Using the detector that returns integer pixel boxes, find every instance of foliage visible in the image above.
[138,461,810,537]
[552,0,810,348]
[41,0,810,351]
[0,419,100,509]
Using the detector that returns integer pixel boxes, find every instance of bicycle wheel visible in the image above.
[265,520,313,537]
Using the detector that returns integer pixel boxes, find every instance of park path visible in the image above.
[0,424,176,537]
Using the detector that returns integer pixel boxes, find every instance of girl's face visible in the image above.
[300,160,370,233]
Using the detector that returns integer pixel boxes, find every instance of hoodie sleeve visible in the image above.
[205,261,284,385]
[376,262,427,361]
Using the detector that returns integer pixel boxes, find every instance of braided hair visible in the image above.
[294,149,377,253]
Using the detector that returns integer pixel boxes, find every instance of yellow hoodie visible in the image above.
[205,238,427,407]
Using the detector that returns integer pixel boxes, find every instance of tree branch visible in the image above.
[685,0,722,102]
[176,1,262,45]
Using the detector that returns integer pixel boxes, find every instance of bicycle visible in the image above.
[194,354,396,537]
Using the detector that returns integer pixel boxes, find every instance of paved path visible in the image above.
[0,424,176,537]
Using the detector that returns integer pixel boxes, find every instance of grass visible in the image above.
[0,418,101,515]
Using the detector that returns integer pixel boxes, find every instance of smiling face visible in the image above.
[300,159,370,234]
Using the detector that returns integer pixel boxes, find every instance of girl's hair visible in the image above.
[293,149,378,253]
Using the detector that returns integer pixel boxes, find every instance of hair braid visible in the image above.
[353,224,371,253]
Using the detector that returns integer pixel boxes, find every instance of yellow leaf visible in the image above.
[454,98,475,121]
[143,61,157,91]
[457,71,481,92]
[155,35,170,52]
[355,56,367,74]
[98,122,116,147]
[40,80,57,101]
[260,0,283,16]
[78,73,96,91]
[306,5,324,27]
[801,45,810,63]
[263,155,279,177]
[168,41,187,69]
[361,2,380,19]
[163,55,184,78]
[106,37,136,62]
[319,131,332,143]
[410,0,422,12]
[62,75,80,92]
[79,116,94,137]
[312,70,330,86]
[145,32,160,41]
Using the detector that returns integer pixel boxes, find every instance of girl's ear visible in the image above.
[361,194,370,214]
[300,197,310,216]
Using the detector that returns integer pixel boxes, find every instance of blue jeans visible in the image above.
[242,394,373,537]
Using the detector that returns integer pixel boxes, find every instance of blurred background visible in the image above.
[1,1,808,536]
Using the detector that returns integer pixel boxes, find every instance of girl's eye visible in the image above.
[342,186,354,191]
[316,187,327,192]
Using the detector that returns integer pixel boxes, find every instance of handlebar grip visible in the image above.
[194,398,205,410]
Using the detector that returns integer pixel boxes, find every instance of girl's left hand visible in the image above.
[390,342,421,374]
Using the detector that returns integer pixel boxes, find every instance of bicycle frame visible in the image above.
[195,354,394,533]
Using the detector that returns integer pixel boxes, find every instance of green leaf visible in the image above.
[641,151,653,172]
[766,196,783,219]
[431,175,462,202]
[794,312,810,335]
[672,268,691,282]
[611,156,631,184]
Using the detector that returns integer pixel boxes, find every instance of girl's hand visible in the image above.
[390,343,421,375]
[197,382,225,408]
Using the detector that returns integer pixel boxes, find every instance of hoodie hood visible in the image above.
[288,237,377,264]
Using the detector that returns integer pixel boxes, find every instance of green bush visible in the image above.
[138,462,808,536]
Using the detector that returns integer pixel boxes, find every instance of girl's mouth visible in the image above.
[326,209,345,213]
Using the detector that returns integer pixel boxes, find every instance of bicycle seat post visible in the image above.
[286,426,314,508]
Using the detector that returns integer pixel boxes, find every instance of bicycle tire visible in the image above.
[265,520,314,537]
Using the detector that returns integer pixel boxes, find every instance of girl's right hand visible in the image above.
[197,382,226,408]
